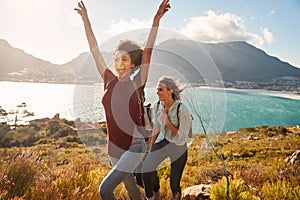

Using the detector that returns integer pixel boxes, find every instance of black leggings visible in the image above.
[135,170,160,192]
[142,139,188,198]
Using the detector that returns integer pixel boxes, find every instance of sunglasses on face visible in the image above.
[157,87,170,92]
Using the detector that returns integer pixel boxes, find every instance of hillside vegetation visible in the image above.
[0,117,299,199]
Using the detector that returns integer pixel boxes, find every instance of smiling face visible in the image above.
[113,50,135,78]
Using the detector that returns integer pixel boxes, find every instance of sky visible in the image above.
[0,0,299,68]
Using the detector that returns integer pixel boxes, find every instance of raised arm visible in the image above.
[74,1,107,79]
[140,0,171,86]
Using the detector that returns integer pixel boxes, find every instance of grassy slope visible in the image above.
[0,124,299,199]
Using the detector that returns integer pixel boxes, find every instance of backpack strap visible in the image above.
[156,100,160,111]
[176,102,193,138]
[176,102,182,128]
[132,81,144,121]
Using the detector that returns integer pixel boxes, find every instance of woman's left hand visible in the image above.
[160,111,169,124]
[155,0,171,20]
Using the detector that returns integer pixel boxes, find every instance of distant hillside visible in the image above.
[0,40,56,81]
[153,39,300,83]
[201,41,300,82]
[1,38,300,85]
[0,39,76,83]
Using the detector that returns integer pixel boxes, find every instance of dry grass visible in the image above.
[0,125,299,199]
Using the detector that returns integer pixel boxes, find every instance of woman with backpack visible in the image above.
[142,76,192,200]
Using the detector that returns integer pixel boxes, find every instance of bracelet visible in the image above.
[91,46,98,53]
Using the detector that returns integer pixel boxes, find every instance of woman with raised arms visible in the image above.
[74,1,170,199]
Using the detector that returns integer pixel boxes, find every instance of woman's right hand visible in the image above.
[74,1,107,78]
[74,1,88,20]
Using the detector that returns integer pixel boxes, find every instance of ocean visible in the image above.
[1,81,299,133]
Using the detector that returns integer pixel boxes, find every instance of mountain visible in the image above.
[0,39,77,83]
[1,38,300,85]
[152,39,300,83]
[201,41,300,82]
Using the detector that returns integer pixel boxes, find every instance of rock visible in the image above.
[226,130,238,137]
[247,135,259,141]
[53,113,60,120]
[183,184,210,200]
[285,150,300,164]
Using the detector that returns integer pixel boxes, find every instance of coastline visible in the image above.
[226,88,300,101]
[2,80,299,101]
[196,86,300,101]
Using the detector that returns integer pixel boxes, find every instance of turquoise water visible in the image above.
[223,90,300,131]
[146,87,300,132]
[1,82,299,133]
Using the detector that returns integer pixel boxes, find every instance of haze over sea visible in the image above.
[1,81,300,133]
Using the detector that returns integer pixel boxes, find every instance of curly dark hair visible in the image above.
[114,39,144,67]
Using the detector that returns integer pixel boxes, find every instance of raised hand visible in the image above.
[73,1,107,77]
[155,0,171,20]
[140,0,171,85]
[74,1,88,20]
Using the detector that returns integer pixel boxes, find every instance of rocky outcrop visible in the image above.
[285,150,300,164]
[182,184,210,200]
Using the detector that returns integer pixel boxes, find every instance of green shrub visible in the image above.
[240,150,255,158]
[237,166,265,188]
[29,122,43,131]
[55,127,70,137]
[263,126,277,137]
[35,138,52,145]
[80,134,104,146]
[210,176,259,200]
[261,180,300,200]
[0,123,10,135]
[61,118,75,127]
[23,134,41,146]
[240,127,257,133]
[278,126,287,135]
[68,142,79,148]
[47,120,61,135]
[0,151,41,199]
[39,161,102,200]
[66,136,82,144]
[16,126,37,135]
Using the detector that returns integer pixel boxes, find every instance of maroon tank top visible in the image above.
[102,68,145,158]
